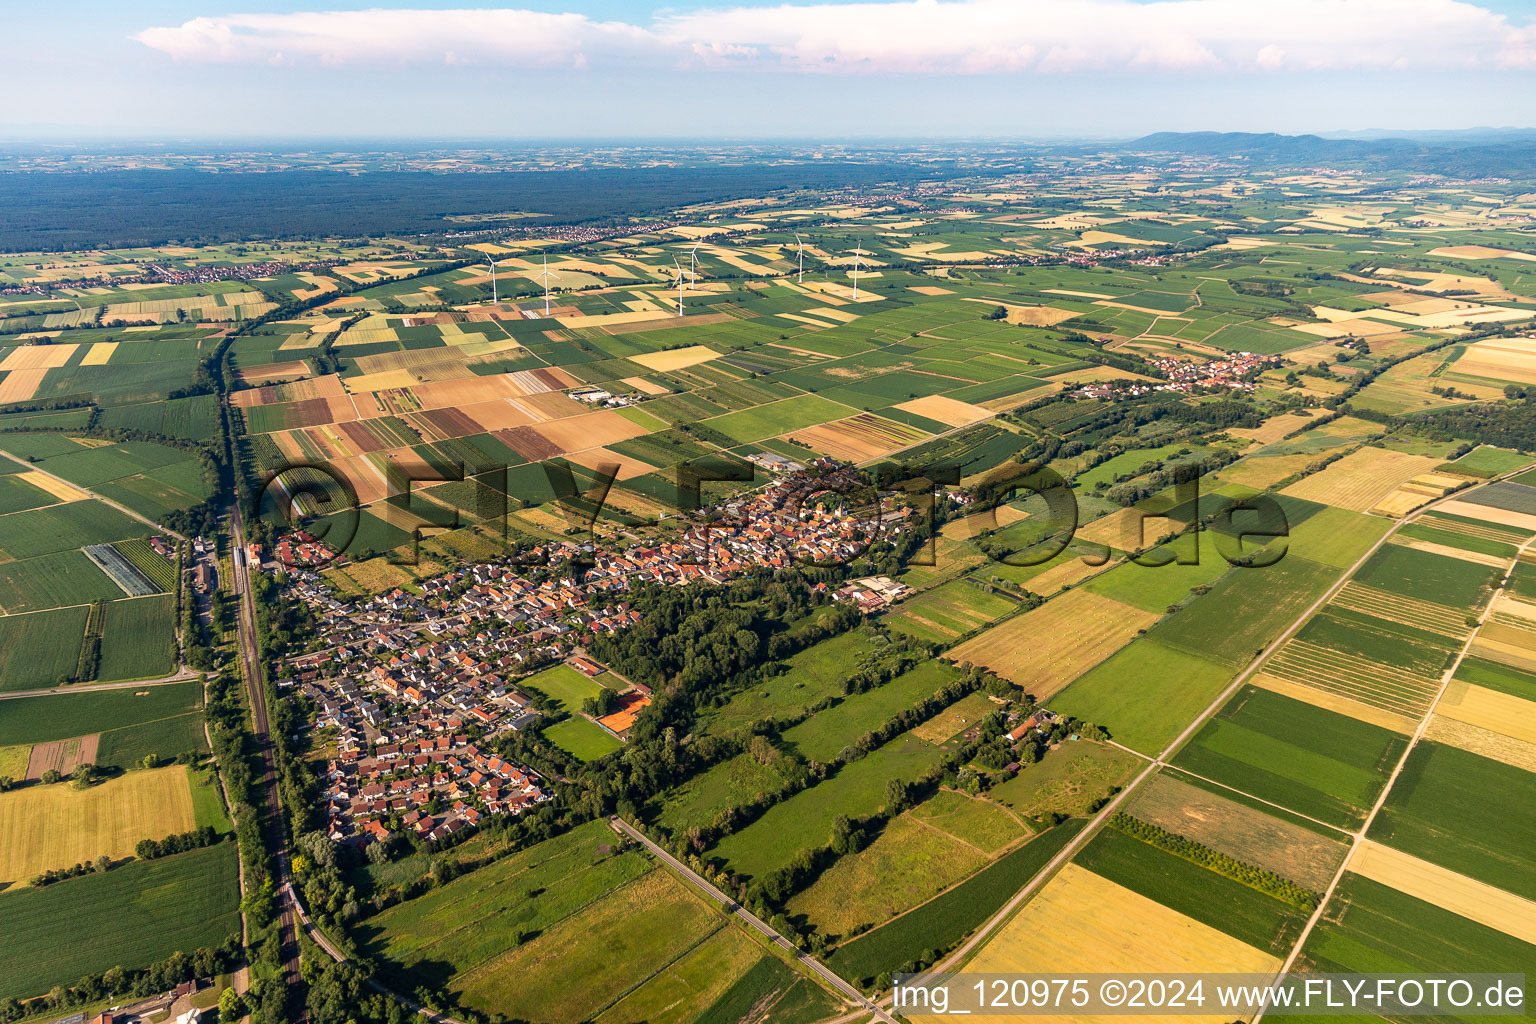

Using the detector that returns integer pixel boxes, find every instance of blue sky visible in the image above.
[7,0,1536,140]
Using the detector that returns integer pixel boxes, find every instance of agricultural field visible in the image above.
[1147,555,1340,667]
[1052,641,1235,755]
[0,679,203,746]
[947,588,1158,699]
[1172,685,1409,830]
[882,579,1019,643]
[0,843,241,1002]
[1296,874,1536,991]
[985,741,1142,824]
[0,765,199,887]
[0,605,89,691]
[915,862,1280,1020]
[366,819,755,1024]
[1368,740,1536,901]
[709,732,944,881]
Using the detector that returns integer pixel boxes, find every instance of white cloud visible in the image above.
[135,0,1536,74]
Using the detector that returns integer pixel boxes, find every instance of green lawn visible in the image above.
[522,663,604,714]
[544,716,623,761]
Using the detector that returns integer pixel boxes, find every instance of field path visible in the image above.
[0,447,187,542]
[0,666,198,700]
[874,463,1536,1013]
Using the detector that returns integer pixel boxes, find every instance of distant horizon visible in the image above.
[5,126,1536,147]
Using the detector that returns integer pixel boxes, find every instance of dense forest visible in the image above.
[0,162,949,251]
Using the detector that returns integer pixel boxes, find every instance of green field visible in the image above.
[1052,641,1235,755]
[1453,656,1536,702]
[986,741,1143,823]
[1277,506,1393,569]
[544,716,623,761]
[97,595,176,680]
[1147,556,1339,667]
[0,550,121,614]
[1298,874,1536,1000]
[883,580,1019,642]
[703,394,853,443]
[95,712,210,769]
[704,630,872,734]
[824,821,1085,985]
[780,660,960,762]
[785,812,988,937]
[1438,446,1531,479]
[0,843,240,1001]
[0,679,202,745]
[522,663,605,713]
[1172,686,1408,829]
[1083,537,1231,613]
[710,732,944,881]
[1074,824,1309,955]
[1353,543,1501,610]
[1368,741,1536,900]
[652,752,788,835]
[0,605,89,691]
[692,956,841,1024]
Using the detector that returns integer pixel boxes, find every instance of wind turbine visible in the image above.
[849,240,866,299]
[534,253,561,317]
[794,232,805,284]
[688,241,701,291]
[672,258,685,317]
[486,257,498,305]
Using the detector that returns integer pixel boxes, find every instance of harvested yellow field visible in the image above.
[949,589,1156,698]
[621,376,669,396]
[1435,499,1536,533]
[1434,681,1536,745]
[532,409,651,453]
[893,395,992,428]
[79,342,118,366]
[565,447,654,480]
[1348,841,1536,945]
[0,766,197,887]
[1456,337,1536,386]
[1428,245,1536,262]
[1249,671,1419,734]
[0,367,49,403]
[1212,453,1314,492]
[1227,412,1322,445]
[1280,447,1442,513]
[15,471,87,503]
[0,343,77,371]
[1424,716,1536,774]
[908,865,1278,1024]
[907,285,954,296]
[1075,506,1178,550]
[1023,556,1104,597]
[628,345,720,372]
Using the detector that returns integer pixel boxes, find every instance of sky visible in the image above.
[7,0,1536,140]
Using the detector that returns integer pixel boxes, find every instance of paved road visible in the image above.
[228,503,305,1021]
[0,447,187,542]
[608,816,895,1023]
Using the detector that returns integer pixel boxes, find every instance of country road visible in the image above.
[0,667,199,700]
[608,816,896,1023]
